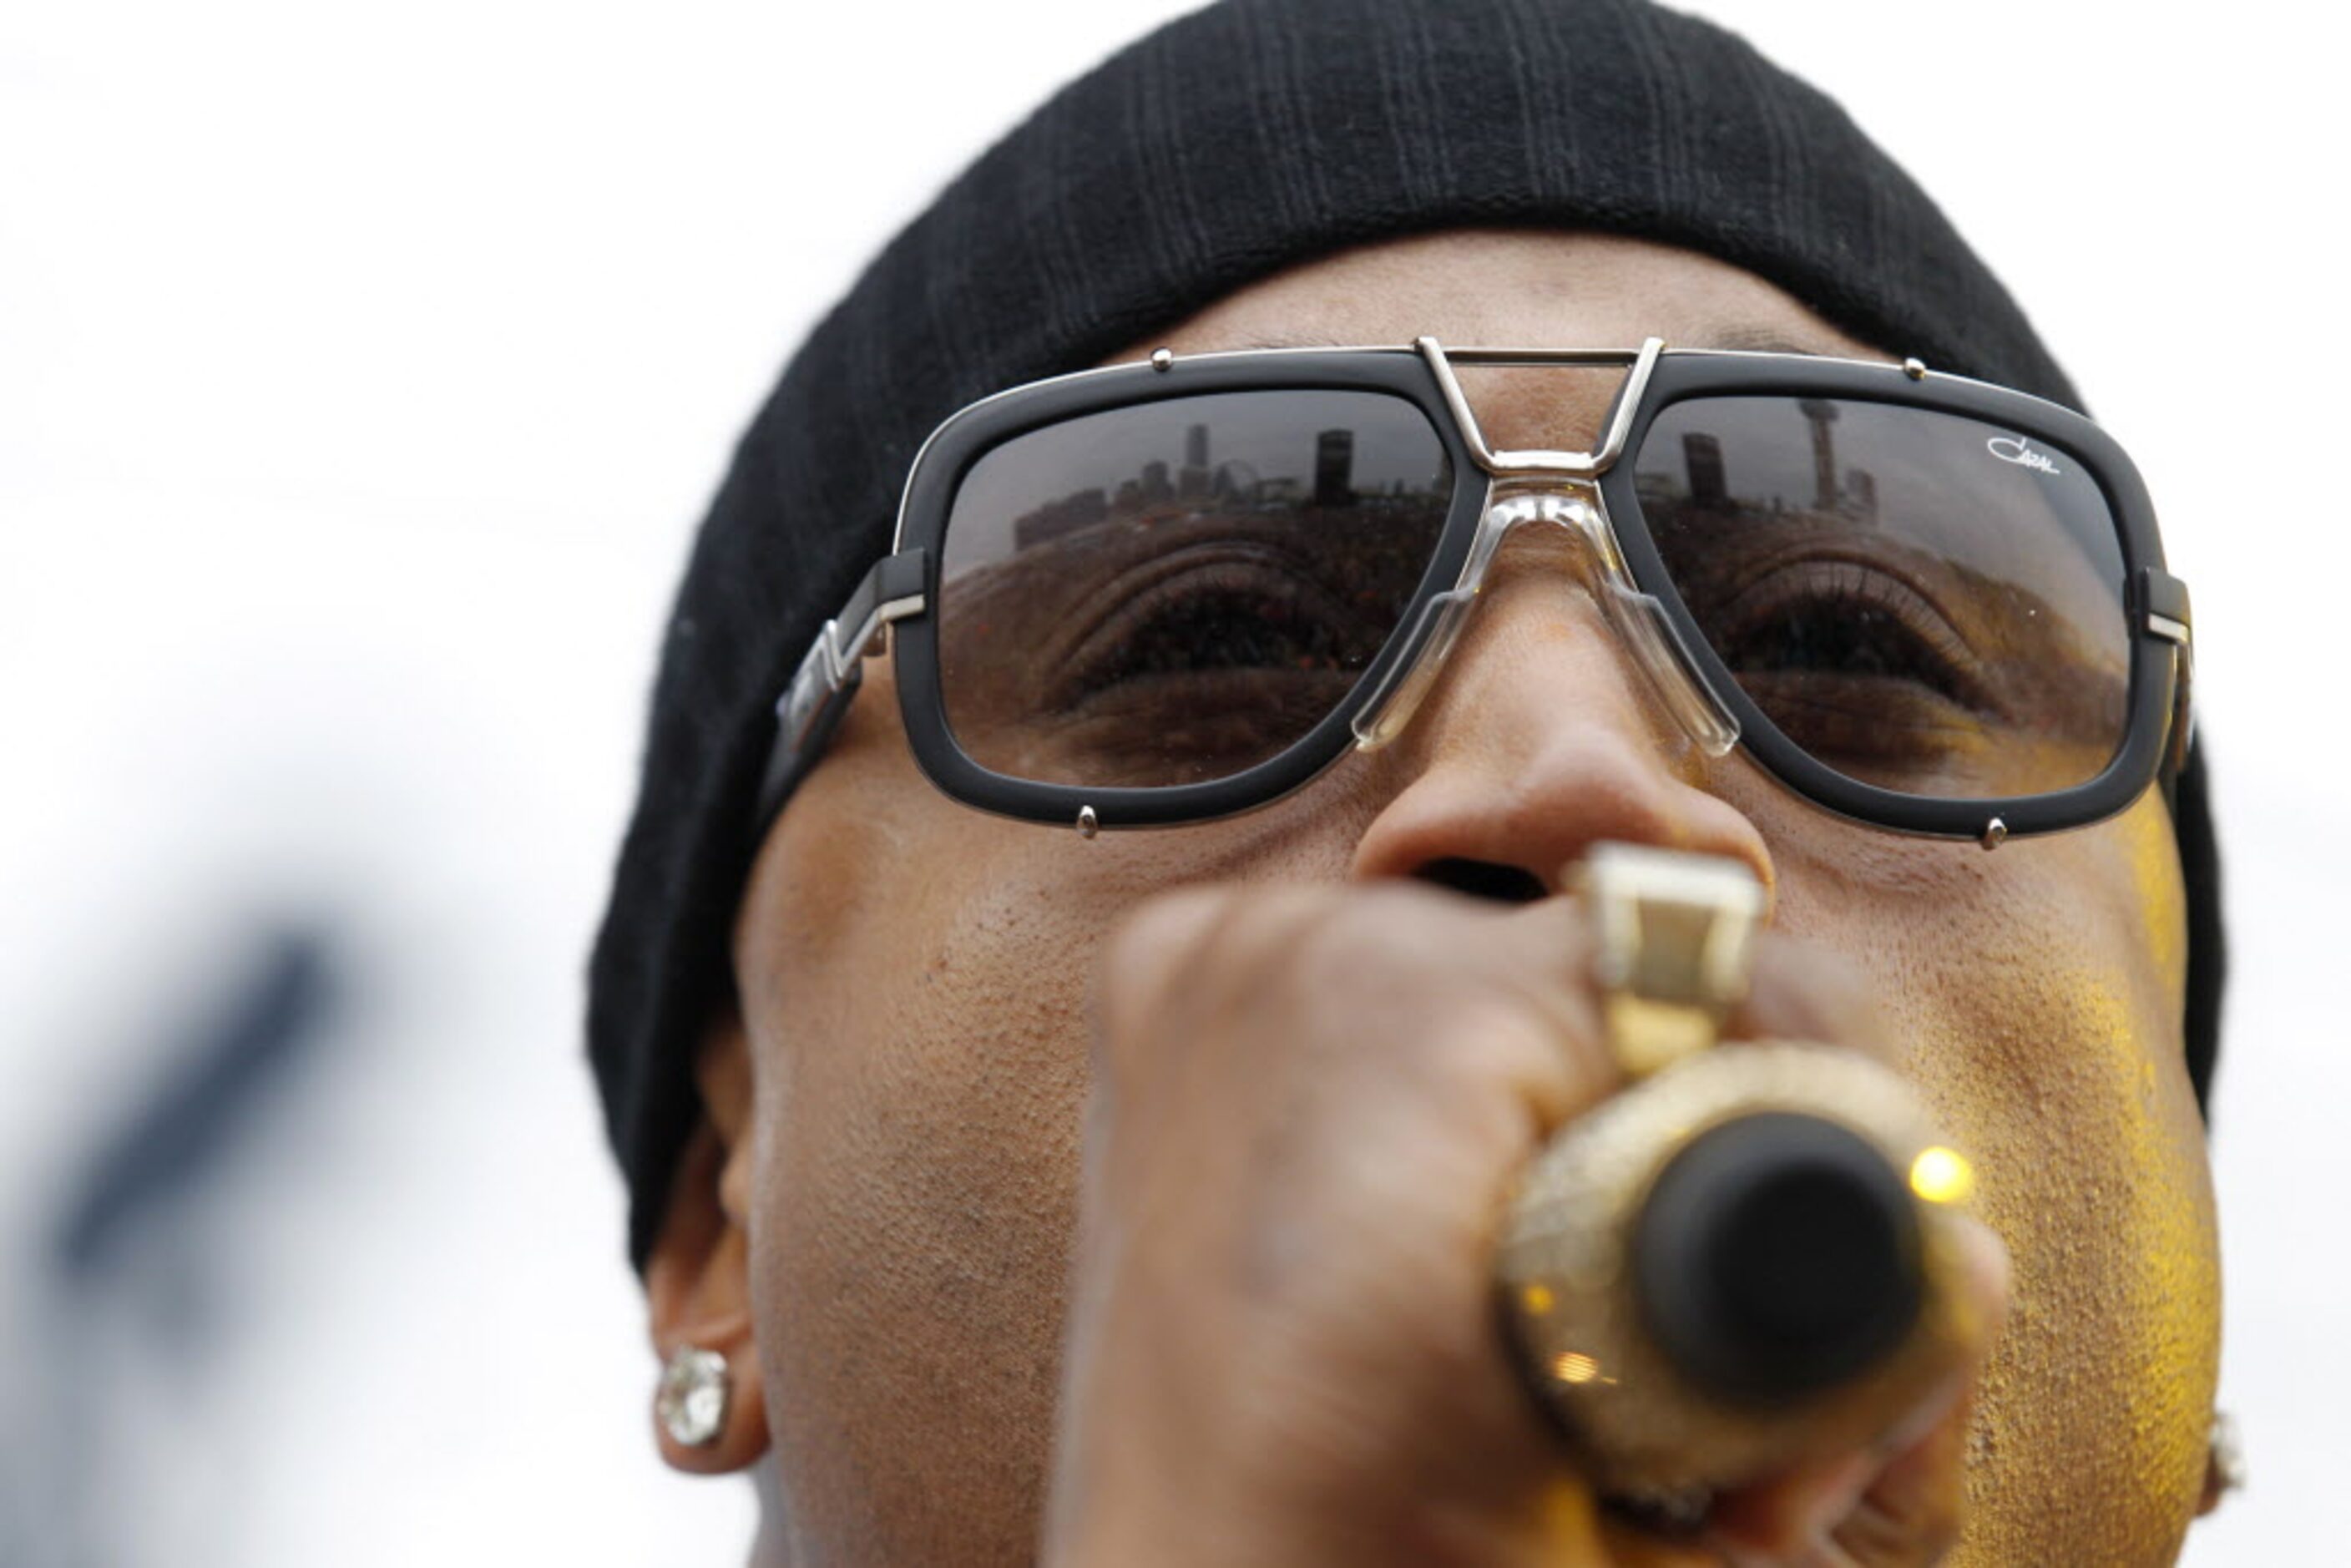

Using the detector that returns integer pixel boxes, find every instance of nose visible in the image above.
[1347,517,1776,903]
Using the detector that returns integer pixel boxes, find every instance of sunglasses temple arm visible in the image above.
[2134,567,2193,781]
[753,549,929,830]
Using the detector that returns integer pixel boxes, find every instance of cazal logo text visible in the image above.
[1986,434,2061,475]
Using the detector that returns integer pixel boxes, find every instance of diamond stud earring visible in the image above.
[657,1346,731,1449]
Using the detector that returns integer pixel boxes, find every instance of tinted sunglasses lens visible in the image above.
[1633,396,2130,799]
[938,389,1454,787]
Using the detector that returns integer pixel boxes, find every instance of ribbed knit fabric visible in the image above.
[589,0,2223,1272]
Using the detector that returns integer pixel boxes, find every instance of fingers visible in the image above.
[1096,881,1626,1146]
[1075,874,2007,1568]
[1100,881,1900,1146]
[1063,882,1638,1562]
[1728,932,1893,1060]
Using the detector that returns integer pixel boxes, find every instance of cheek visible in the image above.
[754,793,1367,1318]
[744,832,1101,1554]
[1765,796,2217,1562]
[736,783,1368,1555]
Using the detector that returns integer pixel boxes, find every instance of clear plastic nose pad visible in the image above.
[1350,485,1742,758]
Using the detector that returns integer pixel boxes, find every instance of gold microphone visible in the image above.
[1494,845,1988,1508]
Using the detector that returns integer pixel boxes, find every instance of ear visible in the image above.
[644,1003,771,1474]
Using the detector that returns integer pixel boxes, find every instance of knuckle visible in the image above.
[1828,1472,1964,1566]
[1416,992,1566,1100]
[1095,884,1333,1060]
[1914,1499,1964,1561]
[1101,886,1231,1004]
[1095,883,1595,1127]
[1275,886,1420,995]
[1093,888,1227,1088]
[1744,933,1888,1048]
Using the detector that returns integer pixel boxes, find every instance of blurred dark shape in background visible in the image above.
[5,926,346,1568]
[54,928,340,1282]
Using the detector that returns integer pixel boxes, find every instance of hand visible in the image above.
[1042,880,2009,1567]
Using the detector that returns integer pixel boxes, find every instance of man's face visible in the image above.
[717,231,2217,1565]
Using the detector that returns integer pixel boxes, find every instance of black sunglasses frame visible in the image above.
[756,343,2191,847]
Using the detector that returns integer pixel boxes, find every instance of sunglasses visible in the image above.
[756,340,2192,847]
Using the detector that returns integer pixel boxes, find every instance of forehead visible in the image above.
[1130,229,1897,367]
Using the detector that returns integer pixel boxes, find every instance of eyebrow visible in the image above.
[1238,328,1861,357]
[1688,326,1833,357]
[1232,333,1354,352]
[1211,328,1880,363]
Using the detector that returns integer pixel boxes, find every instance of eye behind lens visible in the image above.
[1015,665,1363,787]
[1705,558,1990,711]
[1051,550,1388,699]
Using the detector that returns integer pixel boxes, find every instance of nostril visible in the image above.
[1413,857,1548,905]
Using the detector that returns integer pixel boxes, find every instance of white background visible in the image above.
[1,2,2339,1561]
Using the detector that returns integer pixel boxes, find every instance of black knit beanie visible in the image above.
[589,0,2225,1272]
